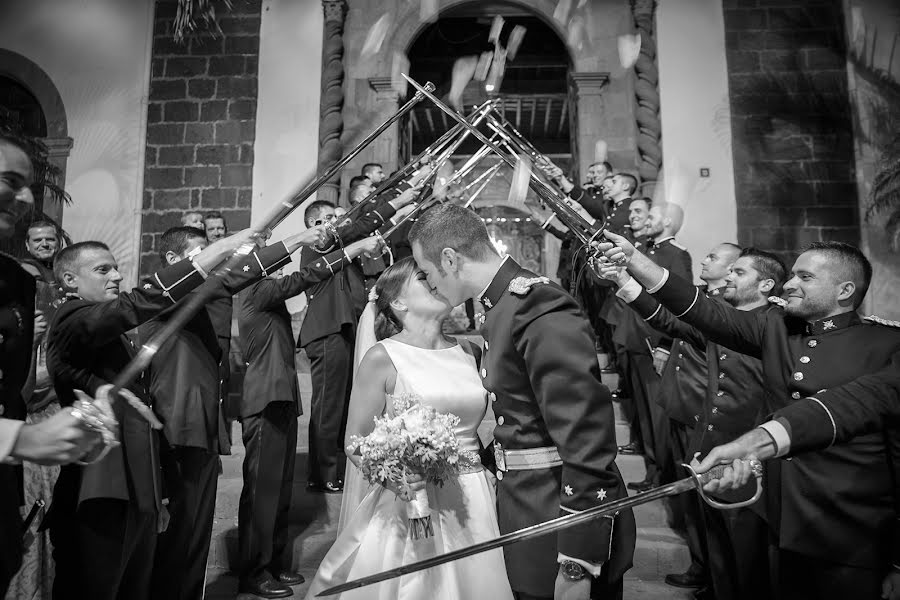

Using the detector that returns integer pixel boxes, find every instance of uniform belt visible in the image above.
[494,444,562,472]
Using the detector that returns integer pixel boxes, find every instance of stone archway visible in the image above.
[0,48,73,223]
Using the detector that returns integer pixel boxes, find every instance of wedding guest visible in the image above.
[362,162,386,185]
[22,220,60,282]
[235,235,382,599]
[181,212,204,230]
[45,229,257,600]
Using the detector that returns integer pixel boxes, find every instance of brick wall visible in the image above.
[140,0,262,274]
[724,0,859,260]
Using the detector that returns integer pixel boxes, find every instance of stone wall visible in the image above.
[140,0,262,274]
[724,0,859,259]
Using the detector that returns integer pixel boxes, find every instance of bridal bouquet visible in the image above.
[347,392,473,539]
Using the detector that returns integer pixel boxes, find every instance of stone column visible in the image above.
[569,72,609,182]
[316,0,349,205]
[368,77,401,173]
[41,136,73,224]
[631,0,662,184]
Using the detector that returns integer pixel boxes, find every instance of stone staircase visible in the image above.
[203,346,694,599]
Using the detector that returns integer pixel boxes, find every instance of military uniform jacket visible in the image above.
[613,237,692,353]
[46,258,207,514]
[651,269,900,569]
[297,201,398,347]
[238,249,350,418]
[647,285,725,427]
[139,243,292,452]
[479,257,636,595]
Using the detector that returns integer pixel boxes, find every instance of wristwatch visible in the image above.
[560,560,587,581]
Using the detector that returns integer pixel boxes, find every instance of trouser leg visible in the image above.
[305,331,353,485]
[269,403,298,574]
[777,549,882,600]
[627,352,661,482]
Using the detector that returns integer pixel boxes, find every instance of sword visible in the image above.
[316,461,763,596]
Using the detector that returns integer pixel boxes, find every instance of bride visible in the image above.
[304,257,513,600]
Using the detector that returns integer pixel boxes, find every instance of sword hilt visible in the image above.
[682,459,764,510]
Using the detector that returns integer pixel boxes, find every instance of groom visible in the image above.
[410,204,636,600]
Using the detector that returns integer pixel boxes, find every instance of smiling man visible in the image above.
[599,233,900,600]
[409,203,635,600]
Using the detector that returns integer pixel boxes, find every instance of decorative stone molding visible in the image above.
[569,72,609,96]
[317,0,349,205]
[631,0,662,183]
[368,77,399,99]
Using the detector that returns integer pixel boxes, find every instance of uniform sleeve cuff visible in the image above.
[759,421,791,458]
[557,553,604,577]
[0,418,25,464]
[616,277,642,302]
[645,268,669,294]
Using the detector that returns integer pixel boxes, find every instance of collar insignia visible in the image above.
[242,265,250,272]
[768,296,787,308]
[143,283,152,290]
[823,319,835,330]
[483,297,493,309]
[508,276,549,296]
[865,315,900,328]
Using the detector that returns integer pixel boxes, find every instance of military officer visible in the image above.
[410,204,635,600]
[604,247,787,600]
[45,229,259,600]
[299,189,418,492]
[235,235,382,599]
[600,232,900,600]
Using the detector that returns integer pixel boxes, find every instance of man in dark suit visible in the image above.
[143,225,323,600]
[299,191,416,492]
[235,234,382,599]
[605,247,787,600]
[45,229,257,600]
[601,234,900,600]
[410,204,635,600]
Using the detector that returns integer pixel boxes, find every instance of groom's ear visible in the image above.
[440,247,459,273]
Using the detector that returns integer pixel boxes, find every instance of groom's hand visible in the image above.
[554,570,591,600]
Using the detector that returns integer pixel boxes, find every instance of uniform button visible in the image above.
[488,391,497,402]
[694,415,700,422]
[309,294,314,300]
[712,407,718,414]
[718,373,725,379]
[0,333,4,344]
[719,353,727,360]
[717,391,724,397]
[484,341,489,351]
[678,354,683,359]
[799,356,810,364]
[791,392,801,400]
[481,368,487,378]
[679,341,684,346]
[496,471,504,481]
[497,416,505,426]
[793,372,804,381]
[675,366,680,371]
[707,424,714,431]
[808,339,817,347]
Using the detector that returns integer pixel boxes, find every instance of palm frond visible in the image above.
[174,0,233,44]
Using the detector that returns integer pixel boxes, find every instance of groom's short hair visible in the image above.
[408,204,497,267]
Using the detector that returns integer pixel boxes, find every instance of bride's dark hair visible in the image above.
[373,257,417,341]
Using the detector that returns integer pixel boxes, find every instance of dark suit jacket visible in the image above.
[140,243,292,452]
[297,201,398,347]
[479,257,635,595]
[238,250,348,418]
[652,269,900,570]
[46,259,206,514]
[0,254,35,586]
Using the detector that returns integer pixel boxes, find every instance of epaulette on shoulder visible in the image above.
[671,240,687,251]
[768,296,787,308]
[864,315,900,328]
[508,276,550,296]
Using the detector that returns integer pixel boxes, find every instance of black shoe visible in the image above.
[274,571,305,586]
[693,585,715,599]
[238,577,293,599]
[627,479,653,492]
[664,570,706,588]
[617,442,641,455]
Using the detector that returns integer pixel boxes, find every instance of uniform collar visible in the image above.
[652,235,675,246]
[806,311,859,335]
[706,284,725,297]
[479,256,521,311]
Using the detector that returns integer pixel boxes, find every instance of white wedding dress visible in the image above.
[304,337,514,600]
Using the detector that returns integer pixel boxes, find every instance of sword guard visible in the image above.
[681,460,764,511]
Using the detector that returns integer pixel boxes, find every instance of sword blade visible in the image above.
[316,477,696,596]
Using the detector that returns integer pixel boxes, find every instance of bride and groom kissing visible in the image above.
[305,204,636,600]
